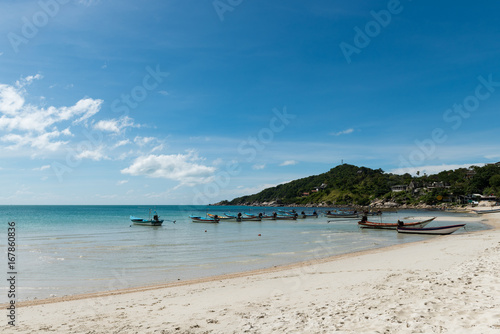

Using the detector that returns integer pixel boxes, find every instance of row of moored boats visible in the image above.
[190,210,319,223]
[129,208,485,235]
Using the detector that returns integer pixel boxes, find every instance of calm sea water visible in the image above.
[0,205,488,302]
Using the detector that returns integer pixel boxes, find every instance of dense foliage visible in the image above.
[220,163,500,206]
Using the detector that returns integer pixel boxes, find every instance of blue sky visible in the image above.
[1,0,500,205]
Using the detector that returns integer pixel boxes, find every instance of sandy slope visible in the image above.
[3,214,500,333]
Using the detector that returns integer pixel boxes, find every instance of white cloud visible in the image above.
[0,97,101,132]
[151,144,164,152]
[134,136,156,146]
[1,129,70,152]
[113,139,131,148]
[330,128,354,136]
[212,158,224,166]
[158,90,169,96]
[33,165,51,171]
[121,151,216,186]
[75,146,109,161]
[279,160,297,166]
[252,164,266,170]
[485,154,500,161]
[94,116,136,133]
[0,77,103,154]
[0,84,24,115]
[117,180,129,186]
[15,74,43,89]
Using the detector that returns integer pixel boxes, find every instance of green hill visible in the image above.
[218,163,500,206]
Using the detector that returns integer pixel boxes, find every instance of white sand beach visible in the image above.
[4,213,500,333]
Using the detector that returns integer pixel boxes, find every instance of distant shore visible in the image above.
[4,212,499,333]
[210,201,493,213]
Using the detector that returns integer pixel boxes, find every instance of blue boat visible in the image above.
[130,209,167,226]
[129,215,163,226]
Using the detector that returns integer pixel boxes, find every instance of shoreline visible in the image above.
[5,211,487,309]
[4,213,500,333]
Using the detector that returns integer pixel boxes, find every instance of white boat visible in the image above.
[472,208,500,214]
[397,224,466,235]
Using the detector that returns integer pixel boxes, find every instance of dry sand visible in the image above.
[3,213,500,333]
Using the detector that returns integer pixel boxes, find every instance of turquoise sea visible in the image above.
[0,205,488,302]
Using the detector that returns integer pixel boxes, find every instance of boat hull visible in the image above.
[298,214,318,219]
[207,213,233,220]
[130,215,163,226]
[358,217,436,230]
[224,213,262,222]
[132,220,163,226]
[397,224,465,235]
[190,216,219,223]
[326,214,358,218]
[240,217,262,221]
[274,216,297,220]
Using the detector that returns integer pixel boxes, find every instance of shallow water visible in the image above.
[0,205,487,302]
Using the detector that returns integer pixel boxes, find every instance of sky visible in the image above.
[1,0,500,205]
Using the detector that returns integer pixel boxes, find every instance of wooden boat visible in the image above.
[190,215,219,223]
[256,212,297,220]
[278,210,296,216]
[366,211,383,216]
[129,215,163,226]
[299,213,318,219]
[326,213,359,218]
[472,208,500,214]
[273,214,297,220]
[224,213,262,222]
[358,217,436,230]
[297,211,318,219]
[397,224,466,235]
[207,213,233,220]
[241,216,262,221]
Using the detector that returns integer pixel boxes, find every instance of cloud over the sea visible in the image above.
[121,151,216,186]
[0,75,102,154]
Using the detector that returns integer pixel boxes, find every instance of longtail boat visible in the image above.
[190,215,219,223]
[326,213,359,218]
[472,208,500,214]
[224,213,262,222]
[397,224,465,235]
[130,215,164,226]
[358,217,436,230]
[207,213,232,220]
